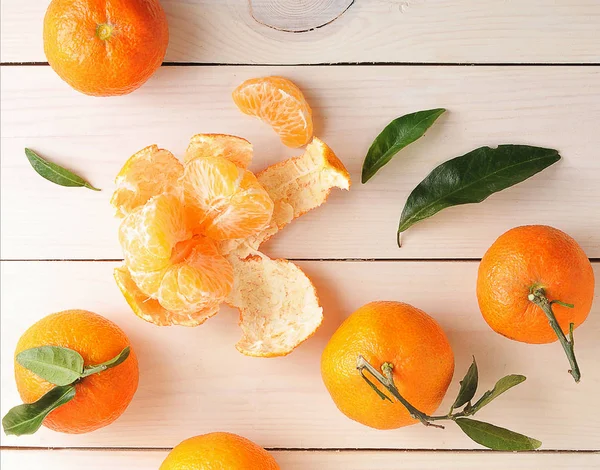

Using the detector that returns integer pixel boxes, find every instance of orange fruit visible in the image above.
[14,310,138,434]
[321,301,454,430]
[232,77,313,148]
[160,432,279,470]
[43,0,169,96]
[477,225,594,344]
[182,156,274,240]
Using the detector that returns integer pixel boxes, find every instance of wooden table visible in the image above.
[1,1,599,468]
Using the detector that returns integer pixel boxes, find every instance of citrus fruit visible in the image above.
[477,225,594,344]
[232,76,313,148]
[160,432,279,470]
[43,0,169,96]
[186,134,253,169]
[182,156,274,240]
[321,301,455,430]
[14,310,138,434]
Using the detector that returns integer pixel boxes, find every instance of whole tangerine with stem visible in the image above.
[321,301,455,430]
[477,225,594,383]
[43,0,169,96]
[14,309,139,433]
[160,432,280,469]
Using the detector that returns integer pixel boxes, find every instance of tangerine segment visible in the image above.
[157,237,234,318]
[232,76,313,148]
[183,156,274,240]
[119,194,191,280]
[111,145,183,218]
[221,138,350,257]
[185,134,253,169]
[227,254,323,357]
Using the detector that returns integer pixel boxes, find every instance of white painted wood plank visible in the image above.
[1,261,598,449]
[1,449,598,469]
[2,66,599,260]
[2,1,600,64]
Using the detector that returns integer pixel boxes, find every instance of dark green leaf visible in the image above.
[362,108,446,183]
[17,346,84,386]
[2,385,76,436]
[25,148,100,191]
[452,357,478,410]
[471,375,527,413]
[81,346,131,378]
[455,418,541,451]
[397,145,560,234]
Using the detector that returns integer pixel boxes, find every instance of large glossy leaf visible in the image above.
[17,346,84,386]
[361,108,446,183]
[398,145,560,234]
[452,357,478,410]
[25,148,100,191]
[471,375,527,413]
[455,418,541,451]
[2,385,76,436]
[81,346,131,377]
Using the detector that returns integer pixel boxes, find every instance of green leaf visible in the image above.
[362,108,446,183]
[17,346,84,386]
[2,385,76,436]
[471,375,527,413]
[25,148,100,191]
[455,418,541,451]
[81,346,131,378]
[397,145,560,235]
[452,357,478,410]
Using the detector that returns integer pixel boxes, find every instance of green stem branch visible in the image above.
[528,287,580,383]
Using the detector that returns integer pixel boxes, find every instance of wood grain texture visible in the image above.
[1,261,598,449]
[2,66,599,260]
[2,1,600,64]
[1,449,599,469]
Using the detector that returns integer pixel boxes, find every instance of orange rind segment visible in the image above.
[227,254,323,357]
[185,134,253,169]
[111,145,183,218]
[232,76,313,148]
[221,138,351,257]
[183,156,274,240]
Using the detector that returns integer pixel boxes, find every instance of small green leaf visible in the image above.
[455,418,541,451]
[25,148,100,191]
[452,357,478,410]
[17,346,84,386]
[398,145,560,235]
[471,375,527,413]
[361,108,446,183]
[81,346,131,378]
[2,385,76,436]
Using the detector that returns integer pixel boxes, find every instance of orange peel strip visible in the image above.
[227,254,323,357]
[221,138,351,257]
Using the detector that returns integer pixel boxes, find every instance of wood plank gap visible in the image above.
[1,446,598,453]
[2,62,600,67]
[2,259,600,263]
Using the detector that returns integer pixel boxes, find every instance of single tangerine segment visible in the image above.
[227,254,323,357]
[185,133,253,169]
[183,156,274,240]
[232,76,313,148]
[111,145,183,218]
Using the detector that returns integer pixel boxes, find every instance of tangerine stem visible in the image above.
[528,287,581,383]
[356,356,444,429]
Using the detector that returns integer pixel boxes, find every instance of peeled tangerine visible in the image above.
[112,134,350,356]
